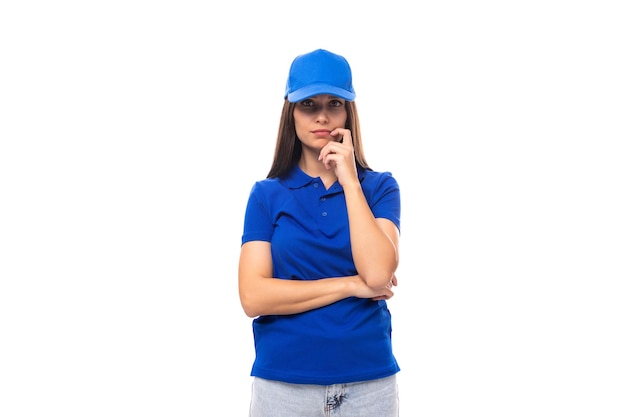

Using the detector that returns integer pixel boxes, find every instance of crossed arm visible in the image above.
[238,217,399,318]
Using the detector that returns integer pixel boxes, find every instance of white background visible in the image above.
[1,1,625,416]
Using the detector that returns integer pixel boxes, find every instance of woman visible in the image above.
[238,48,401,416]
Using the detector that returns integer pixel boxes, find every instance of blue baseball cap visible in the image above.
[284,49,356,103]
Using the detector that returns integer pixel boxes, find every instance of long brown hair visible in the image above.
[266,99,370,178]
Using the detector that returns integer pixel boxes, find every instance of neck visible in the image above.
[298,152,337,188]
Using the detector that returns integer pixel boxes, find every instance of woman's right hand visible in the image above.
[350,274,396,301]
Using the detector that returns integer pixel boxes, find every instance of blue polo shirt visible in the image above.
[241,165,401,385]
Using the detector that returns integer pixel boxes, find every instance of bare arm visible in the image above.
[320,128,400,289]
[238,241,394,318]
[344,185,400,288]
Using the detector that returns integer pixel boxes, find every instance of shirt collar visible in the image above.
[282,165,366,189]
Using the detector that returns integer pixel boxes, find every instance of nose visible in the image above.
[315,108,329,123]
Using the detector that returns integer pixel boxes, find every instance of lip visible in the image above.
[311,129,332,136]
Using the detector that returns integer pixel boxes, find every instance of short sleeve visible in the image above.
[368,172,401,232]
[241,182,275,245]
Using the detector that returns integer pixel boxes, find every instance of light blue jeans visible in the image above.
[249,374,399,417]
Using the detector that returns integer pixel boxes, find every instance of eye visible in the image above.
[300,99,315,107]
[329,99,344,108]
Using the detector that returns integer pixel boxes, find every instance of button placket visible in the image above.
[319,183,329,218]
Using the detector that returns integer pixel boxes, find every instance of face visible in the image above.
[293,94,348,150]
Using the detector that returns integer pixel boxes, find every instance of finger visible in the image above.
[319,152,334,170]
[318,146,333,163]
[318,139,339,159]
[330,128,352,145]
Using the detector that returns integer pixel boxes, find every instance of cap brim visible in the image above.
[286,83,355,103]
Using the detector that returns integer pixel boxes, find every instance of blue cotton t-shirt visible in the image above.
[241,165,401,385]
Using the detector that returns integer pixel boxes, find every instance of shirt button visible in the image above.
[321,212,328,217]
[321,197,326,201]
[313,183,319,188]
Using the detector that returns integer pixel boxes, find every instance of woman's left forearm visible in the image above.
[343,182,399,289]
